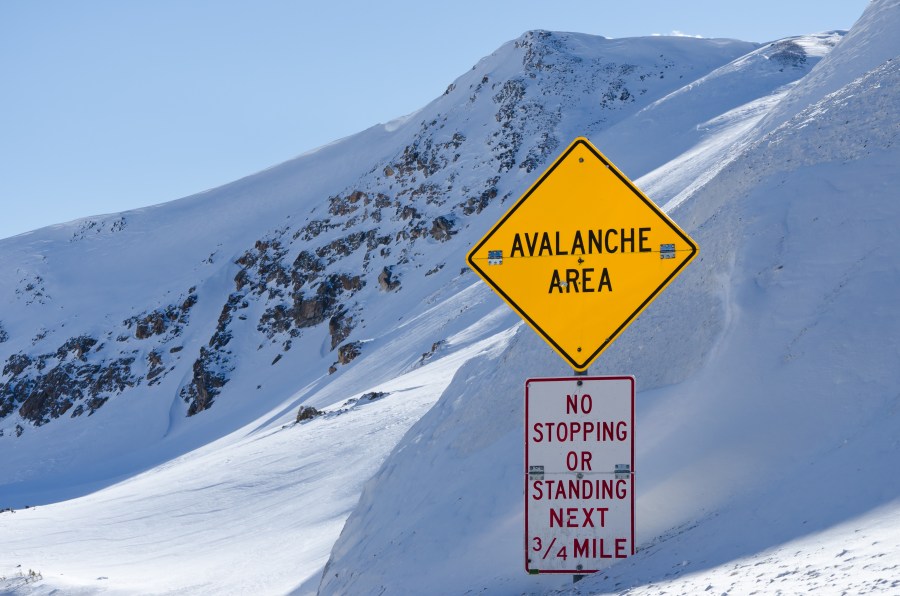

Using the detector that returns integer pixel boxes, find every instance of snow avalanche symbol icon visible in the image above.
[467,137,698,371]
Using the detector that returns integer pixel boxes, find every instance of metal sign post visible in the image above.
[572,367,588,584]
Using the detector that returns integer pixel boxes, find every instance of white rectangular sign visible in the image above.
[525,376,634,574]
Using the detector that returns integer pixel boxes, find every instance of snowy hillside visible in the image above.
[0,32,758,504]
[3,1,899,594]
[320,1,900,594]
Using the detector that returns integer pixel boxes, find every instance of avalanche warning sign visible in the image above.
[467,137,698,371]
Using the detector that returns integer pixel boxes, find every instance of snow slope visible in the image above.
[0,33,758,506]
[757,0,900,135]
[0,323,516,594]
[598,32,842,183]
[1,29,764,594]
[320,2,900,594]
[3,2,898,594]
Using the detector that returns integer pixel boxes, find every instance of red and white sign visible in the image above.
[525,376,634,574]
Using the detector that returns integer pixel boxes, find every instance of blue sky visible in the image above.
[0,0,868,240]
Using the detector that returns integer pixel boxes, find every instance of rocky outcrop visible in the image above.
[210,293,247,350]
[337,341,362,365]
[328,341,364,375]
[429,216,456,241]
[179,291,249,416]
[384,130,466,183]
[181,347,229,417]
[458,177,500,216]
[329,190,368,217]
[124,290,198,340]
[419,339,446,366]
[234,240,290,297]
[378,267,400,292]
[69,216,127,242]
[0,285,203,429]
[295,405,322,423]
[146,350,165,385]
[1,335,138,426]
[258,273,364,339]
[329,309,354,350]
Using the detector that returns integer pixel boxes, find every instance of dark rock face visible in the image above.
[291,251,325,290]
[295,405,322,423]
[378,267,400,292]
[458,178,499,216]
[258,273,363,339]
[337,341,362,365]
[55,336,99,359]
[0,334,138,426]
[147,350,165,385]
[234,240,291,297]
[135,313,167,339]
[180,292,248,416]
[329,190,369,217]
[384,131,466,182]
[0,289,200,428]
[182,347,229,417]
[429,216,456,241]
[329,309,354,350]
[360,391,388,402]
[125,292,198,340]
[210,294,247,350]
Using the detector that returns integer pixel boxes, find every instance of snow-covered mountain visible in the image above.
[2,1,899,594]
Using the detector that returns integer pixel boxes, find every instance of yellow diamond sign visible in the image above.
[467,137,698,371]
